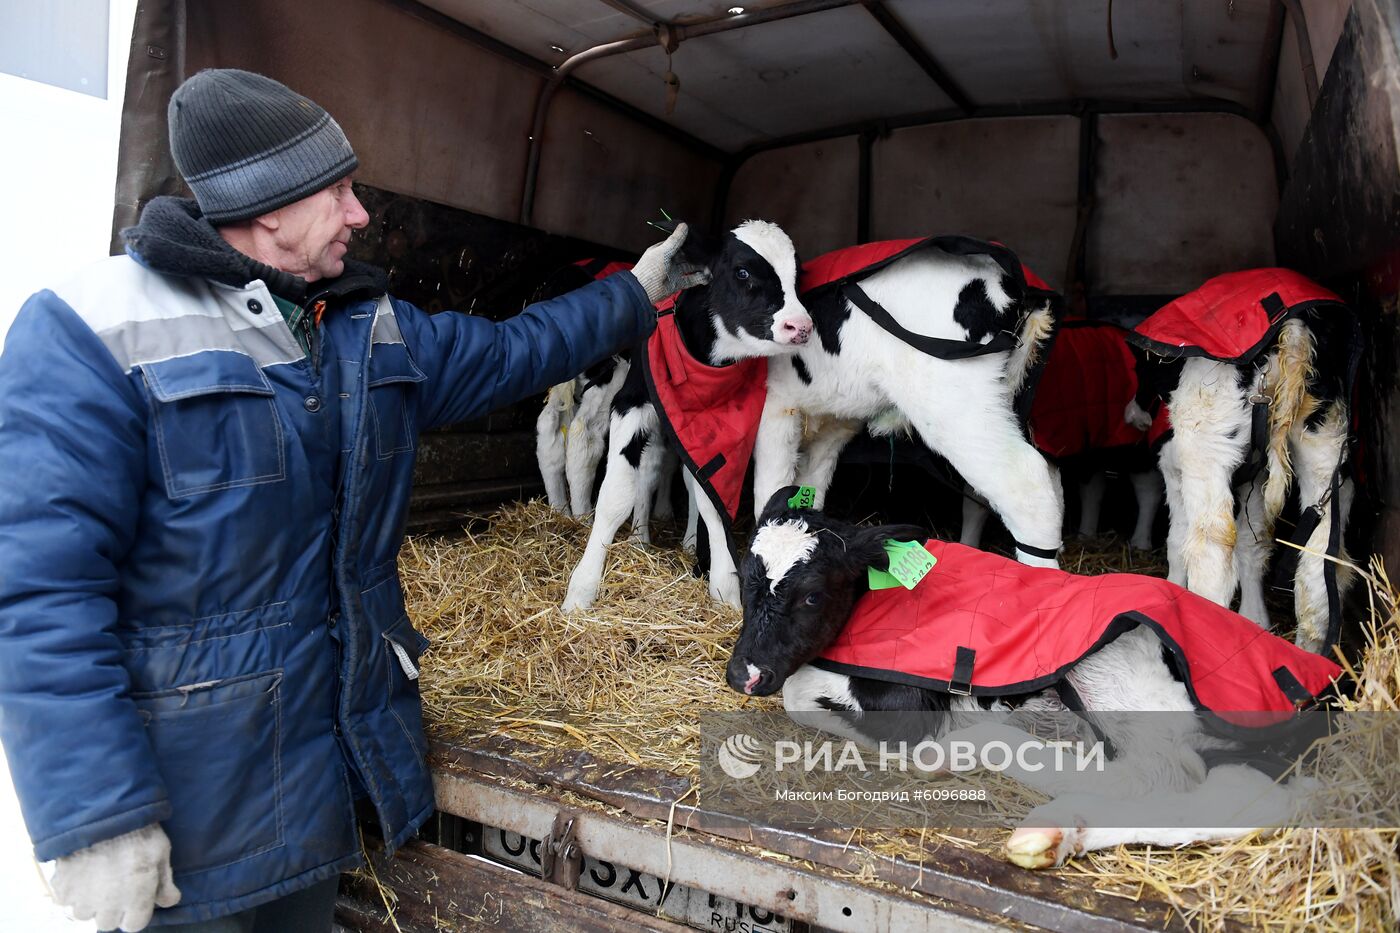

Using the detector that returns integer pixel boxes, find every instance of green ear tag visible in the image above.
[787,486,817,509]
[869,540,936,591]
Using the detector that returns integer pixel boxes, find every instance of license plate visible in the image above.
[482,826,790,932]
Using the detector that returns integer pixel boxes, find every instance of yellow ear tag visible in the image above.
[868,540,935,591]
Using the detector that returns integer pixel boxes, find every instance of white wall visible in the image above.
[0,8,136,930]
[0,0,136,349]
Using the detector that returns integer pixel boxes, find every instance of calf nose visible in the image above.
[778,317,813,346]
[726,657,776,695]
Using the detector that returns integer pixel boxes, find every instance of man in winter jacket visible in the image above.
[0,69,702,932]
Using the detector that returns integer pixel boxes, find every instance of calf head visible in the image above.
[662,219,814,362]
[725,486,924,696]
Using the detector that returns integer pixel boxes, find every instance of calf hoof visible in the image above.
[681,532,697,554]
[710,571,741,608]
[1004,827,1070,869]
[1128,535,1153,551]
[561,585,597,614]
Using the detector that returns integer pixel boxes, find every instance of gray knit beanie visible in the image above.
[168,69,358,224]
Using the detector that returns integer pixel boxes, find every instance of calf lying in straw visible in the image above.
[727,487,1341,867]
[1126,269,1362,652]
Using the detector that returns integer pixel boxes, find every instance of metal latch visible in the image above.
[540,811,583,889]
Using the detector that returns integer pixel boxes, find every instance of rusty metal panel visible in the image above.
[430,739,1185,931]
[185,0,540,224]
[109,0,187,252]
[870,116,1079,291]
[339,839,693,932]
[1273,1,1355,169]
[725,138,859,258]
[532,87,724,252]
[1089,113,1277,296]
[1276,0,1400,600]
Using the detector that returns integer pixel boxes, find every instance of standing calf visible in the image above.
[728,488,1340,868]
[759,236,1064,567]
[1126,269,1362,652]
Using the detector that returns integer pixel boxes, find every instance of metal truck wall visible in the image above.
[179,0,722,252]
[724,138,861,261]
[1089,113,1277,296]
[1276,0,1400,579]
[1273,0,1354,169]
[725,112,1276,297]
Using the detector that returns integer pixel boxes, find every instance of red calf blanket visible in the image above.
[816,540,1341,727]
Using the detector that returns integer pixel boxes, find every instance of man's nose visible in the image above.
[346,191,369,229]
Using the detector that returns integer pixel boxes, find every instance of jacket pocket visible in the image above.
[134,670,284,875]
[382,614,430,761]
[142,353,286,497]
[367,342,427,460]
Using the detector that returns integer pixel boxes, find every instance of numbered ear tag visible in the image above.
[787,486,817,509]
[868,540,935,590]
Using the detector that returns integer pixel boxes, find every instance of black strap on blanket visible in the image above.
[696,453,725,481]
[948,646,976,696]
[1053,681,1117,759]
[1231,393,1271,491]
[1272,666,1316,709]
[843,284,1017,360]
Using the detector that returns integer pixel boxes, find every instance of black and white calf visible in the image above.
[728,491,1318,868]
[759,240,1064,567]
[1129,306,1358,652]
[962,320,1163,552]
[561,221,814,611]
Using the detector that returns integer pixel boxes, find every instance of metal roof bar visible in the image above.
[521,0,861,225]
[860,0,975,115]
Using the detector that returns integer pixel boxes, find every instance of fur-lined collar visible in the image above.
[121,197,387,305]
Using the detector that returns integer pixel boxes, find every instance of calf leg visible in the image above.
[693,483,740,607]
[796,417,862,509]
[959,486,992,548]
[1172,431,1245,609]
[903,403,1063,567]
[628,433,666,545]
[682,471,699,553]
[566,371,624,517]
[563,407,656,611]
[1128,469,1163,550]
[1159,440,1188,585]
[1077,471,1107,537]
[652,447,678,522]
[1233,478,1273,629]
[536,384,571,512]
[1290,403,1352,652]
[1006,765,1304,869]
[752,394,804,523]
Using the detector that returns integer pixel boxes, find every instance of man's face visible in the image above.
[269,176,370,282]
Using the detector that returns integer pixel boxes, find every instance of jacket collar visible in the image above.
[121,196,388,306]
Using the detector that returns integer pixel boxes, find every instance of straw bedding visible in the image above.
[401,500,1398,930]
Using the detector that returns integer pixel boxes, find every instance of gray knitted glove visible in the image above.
[50,823,180,932]
[630,223,711,304]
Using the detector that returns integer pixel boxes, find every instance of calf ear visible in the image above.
[758,485,804,524]
[848,524,929,570]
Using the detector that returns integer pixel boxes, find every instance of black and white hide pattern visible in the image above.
[962,328,1164,552]
[531,265,679,521]
[561,221,815,611]
[758,240,1065,566]
[1127,310,1355,652]
[728,488,1314,869]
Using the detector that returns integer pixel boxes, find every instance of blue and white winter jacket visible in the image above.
[0,198,653,924]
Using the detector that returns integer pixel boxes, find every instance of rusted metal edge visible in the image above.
[432,763,1009,932]
[429,738,1193,932]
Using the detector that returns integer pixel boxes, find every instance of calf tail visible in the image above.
[1263,320,1318,518]
[1006,297,1056,398]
